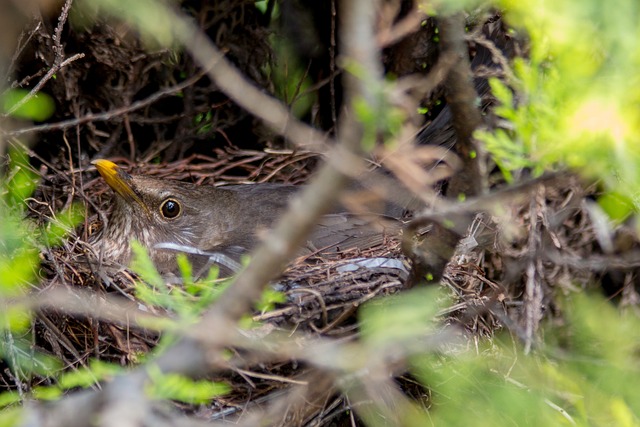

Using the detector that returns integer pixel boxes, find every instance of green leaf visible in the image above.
[58,360,124,390]
[31,386,62,401]
[176,253,193,289]
[41,203,85,247]
[4,150,38,208]
[130,240,164,289]
[189,278,229,312]
[360,287,446,349]
[0,248,39,296]
[146,364,230,404]
[598,192,633,223]
[0,404,22,425]
[255,288,286,313]
[489,77,513,111]
[0,307,32,332]
[254,1,265,13]
[0,337,61,376]
[1,89,55,121]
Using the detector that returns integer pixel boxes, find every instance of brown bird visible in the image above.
[91,159,402,278]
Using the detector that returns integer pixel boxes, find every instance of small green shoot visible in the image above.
[146,364,230,404]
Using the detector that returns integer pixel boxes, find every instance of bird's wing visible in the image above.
[304,213,403,256]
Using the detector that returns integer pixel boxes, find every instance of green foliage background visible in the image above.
[477,0,640,220]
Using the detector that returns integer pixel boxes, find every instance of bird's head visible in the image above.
[92,159,209,269]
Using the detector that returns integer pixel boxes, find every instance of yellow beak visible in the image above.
[92,159,147,212]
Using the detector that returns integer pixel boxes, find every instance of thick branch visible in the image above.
[406,13,485,285]
[439,13,484,198]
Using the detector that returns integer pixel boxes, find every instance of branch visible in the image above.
[21,0,394,425]
[154,0,387,369]
[6,73,205,137]
[3,0,81,118]
[439,12,484,198]
[170,15,331,153]
[405,13,486,285]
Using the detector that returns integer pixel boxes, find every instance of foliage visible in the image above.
[471,0,640,221]
[130,240,285,324]
[0,151,82,407]
[358,289,640,426]
[146,364,230,404]
[0,83,64,414]
[129,242,286,402]
[1,89,55,122]
[130,241,230,322]
[266,35,316,119]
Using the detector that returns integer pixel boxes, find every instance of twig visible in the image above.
[6,73,205,137]
[405,13,486,285]
[4,53,84,117]
[523,188,543,354]
[376,6,427,48]
[4,20,42,83]
[329,0,338,129]
[53,0,74,62]
[439,13,484,197]
[170,16,331,153]
[4,1,79,118]
[22,287,167,330]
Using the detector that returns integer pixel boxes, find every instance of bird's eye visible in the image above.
[160,199,181,219]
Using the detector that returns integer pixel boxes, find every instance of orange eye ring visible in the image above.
[160,198,181,219]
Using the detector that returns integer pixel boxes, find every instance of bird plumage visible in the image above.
[91,160,401,278]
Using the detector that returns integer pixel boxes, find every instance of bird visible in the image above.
[90,159,403,278]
